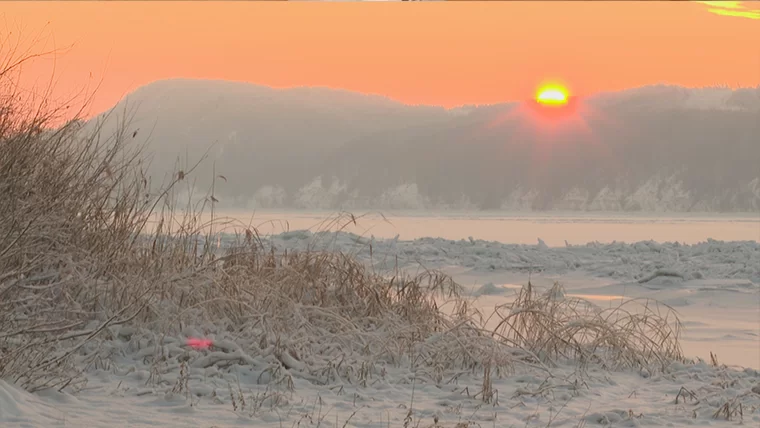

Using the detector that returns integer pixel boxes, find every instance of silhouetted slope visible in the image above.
[91,80,760,212]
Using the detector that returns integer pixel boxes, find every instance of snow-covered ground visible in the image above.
[3,357,759,427]
[2,231,759,427]
[268,231,760,367]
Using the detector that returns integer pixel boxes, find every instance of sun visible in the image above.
[536,85,569,106]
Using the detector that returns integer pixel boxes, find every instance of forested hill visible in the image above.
[91,79,760,212]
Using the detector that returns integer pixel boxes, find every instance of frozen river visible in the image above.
[210,210,759,246]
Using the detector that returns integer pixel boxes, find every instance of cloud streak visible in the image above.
[697,1,760,20]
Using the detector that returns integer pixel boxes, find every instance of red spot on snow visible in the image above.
[187,338,213,350]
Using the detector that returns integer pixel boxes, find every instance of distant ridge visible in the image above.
[91,80,760,213]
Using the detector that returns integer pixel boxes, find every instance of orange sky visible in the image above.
[3,1,759,116]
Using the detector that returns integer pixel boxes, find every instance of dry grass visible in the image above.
[0,37,685,399]
[0,33,160,391]
[489,281,683,370]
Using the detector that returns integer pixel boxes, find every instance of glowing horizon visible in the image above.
[536,85,569,106]
[3,2,759,117]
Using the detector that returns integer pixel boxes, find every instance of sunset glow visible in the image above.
[3,2,759,117]
[536,85,569,106]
